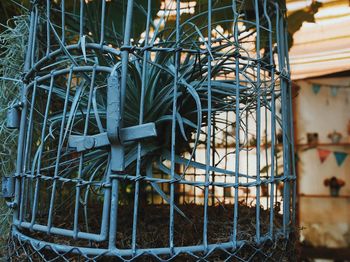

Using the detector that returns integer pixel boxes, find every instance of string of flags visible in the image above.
[317,148,348,167]
[312,83,349,96]
[311,82,349,165]
[312,84,321,94]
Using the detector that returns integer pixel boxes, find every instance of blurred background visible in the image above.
[288,0,350,261]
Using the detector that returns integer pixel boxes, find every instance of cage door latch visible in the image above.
[7,101,22,129]
[68,123,157,153]
[68,71,157,171]
[2,176,14,199]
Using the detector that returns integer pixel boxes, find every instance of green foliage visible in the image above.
[49,0,161,45]
[1,1,323,51]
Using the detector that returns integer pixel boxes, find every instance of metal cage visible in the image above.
[5,0,296,261]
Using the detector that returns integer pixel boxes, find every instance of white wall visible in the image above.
[296,77,350,247]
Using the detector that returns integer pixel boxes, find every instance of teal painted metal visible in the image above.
[6,0,296,261]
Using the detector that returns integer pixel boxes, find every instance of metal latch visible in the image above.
[7,101,22,129]
[68,123,157,153]
[2,176,14,199]
[68,70,157,172]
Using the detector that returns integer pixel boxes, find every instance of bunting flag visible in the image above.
[331,86,338,97]
[334,152,348,167]
[317,149,331,163]
[312,84,321,94]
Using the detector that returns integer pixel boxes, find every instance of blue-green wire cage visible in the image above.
[5,0,296,261]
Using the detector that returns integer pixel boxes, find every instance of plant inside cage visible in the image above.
[1,0,300,261]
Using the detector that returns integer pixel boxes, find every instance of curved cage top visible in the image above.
[7,0,296,261]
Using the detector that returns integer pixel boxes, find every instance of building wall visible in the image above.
[295,77,350,248]
[289,0,350,80]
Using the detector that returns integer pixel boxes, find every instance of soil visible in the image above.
[9,203,299,261]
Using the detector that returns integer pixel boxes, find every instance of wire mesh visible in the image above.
[6,0,296,261]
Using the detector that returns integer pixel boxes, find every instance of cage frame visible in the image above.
[5,0,297,260]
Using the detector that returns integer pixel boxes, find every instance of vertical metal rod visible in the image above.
[61,0,65,44]
[46,69,73,230]
[211,116,216,206]
[46,0,51,56]
[52,70,72,187]
[231,0,240,247]
[161,173,164,205]
[52,69,72,225]
[108,0,135,249]
[264,73,269,211]
[255,0,261,244]
[131,0,151,254]
[193,154,196,204]
[20,80,37,224]
[23,79,38,213]
[283,20,292,237]
[275,2,290,236]
[23,5,36,73]
[120,0,134,117]
[169,0,181,252]
[246,105,249,204]
[73,68,96,238]
[288,85,296,226]
[18,127,27,222]
[14,91,29,224]
[224,111,228,204]
[27,97,40,228]
[203,0,212,251]
[108,161,118,248]
[30,6,38,68]
[99,161,112,241]
[263,0,276,238]
[79,0,84,38]
[100,0,106,46]
[39,73,55,232]
[284,11,297,227]
[112,0,134,172]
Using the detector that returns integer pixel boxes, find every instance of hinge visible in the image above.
[2,176,14,199]
[7,101,22,129]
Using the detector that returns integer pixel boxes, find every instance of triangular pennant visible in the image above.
[334,151,348,166]
[331,86,338,97]
[317,149,331,163]
[312,84,321,94]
